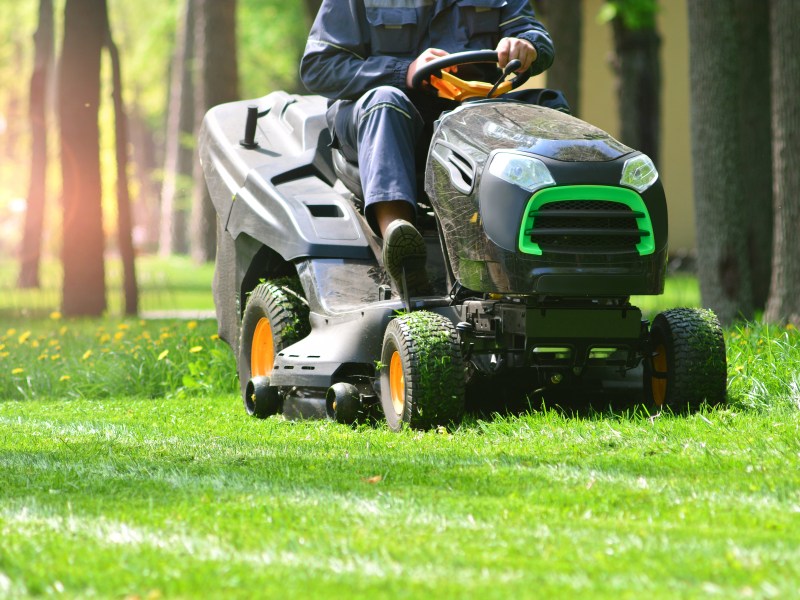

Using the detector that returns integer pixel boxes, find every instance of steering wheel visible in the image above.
[410,50,531,101]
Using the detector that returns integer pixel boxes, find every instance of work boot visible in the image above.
[381,219,432,298]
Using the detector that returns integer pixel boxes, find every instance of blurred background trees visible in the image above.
[0,0,796,323]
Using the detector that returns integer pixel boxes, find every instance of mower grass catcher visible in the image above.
[199,51,726,430]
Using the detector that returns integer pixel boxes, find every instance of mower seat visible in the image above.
[332,148,364,200]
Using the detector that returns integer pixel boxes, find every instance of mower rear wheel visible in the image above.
[645,308,727,412]
[379,311,465,431]
[239,280,309,418]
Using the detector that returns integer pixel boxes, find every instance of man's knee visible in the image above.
[361,86,415,112]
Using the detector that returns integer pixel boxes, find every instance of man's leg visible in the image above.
[333,86,432,296]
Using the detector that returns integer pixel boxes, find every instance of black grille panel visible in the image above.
[527,200,648,255]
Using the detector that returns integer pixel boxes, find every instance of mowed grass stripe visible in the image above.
[2,396,800,597]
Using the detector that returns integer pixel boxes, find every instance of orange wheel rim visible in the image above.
[251,317,275,377]
[651,342,667,407]
[389,351,405,416]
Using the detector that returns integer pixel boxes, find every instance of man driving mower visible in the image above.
[300,0,560,298]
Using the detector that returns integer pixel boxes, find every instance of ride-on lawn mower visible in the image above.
[200,51,727,430]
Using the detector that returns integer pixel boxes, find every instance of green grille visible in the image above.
[518,186,656,256]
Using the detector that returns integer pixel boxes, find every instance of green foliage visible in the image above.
[0,317,237,401]
[598,0,659,30]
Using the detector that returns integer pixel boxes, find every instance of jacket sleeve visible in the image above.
[500,0,555,75]
[300,0,413,100]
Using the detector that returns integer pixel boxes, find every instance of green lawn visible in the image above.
[1,262,799,598]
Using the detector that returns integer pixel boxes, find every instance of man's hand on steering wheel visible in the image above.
[406,48,451,89]
[495,37,537,73]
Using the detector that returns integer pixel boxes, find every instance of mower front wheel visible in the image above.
[645,308,727,412]
[379,311,465,431]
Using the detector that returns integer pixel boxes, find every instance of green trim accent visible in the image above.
[517,185,656,256]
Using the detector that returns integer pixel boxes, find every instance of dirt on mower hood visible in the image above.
[438,101,634,164]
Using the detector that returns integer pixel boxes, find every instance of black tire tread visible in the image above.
[238,280,310,400]
[383,311,465,430]
[649,307,727,411]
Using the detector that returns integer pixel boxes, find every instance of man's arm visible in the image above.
[300,0,413,100]
[498,0,555,75]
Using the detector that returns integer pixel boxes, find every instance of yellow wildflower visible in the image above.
[6,329,17,337]
[50,311,62,320]
[210,334,220,341]
[60,375,71,382]
[189,346,203,353]
[114,331,125,341]
[118,323,130,331]
[12,368,24,375]
[18,331,32,344]
[82,350,93,361]
[187,321,198,330]
[99,333,111,344]
[51,354,61,361]
[157,350,169,361]
[59,326,68,336]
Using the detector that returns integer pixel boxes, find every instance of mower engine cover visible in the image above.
[426,100,668,297]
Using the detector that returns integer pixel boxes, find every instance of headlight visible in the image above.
[487,152,555,193]
[621,154,658,192]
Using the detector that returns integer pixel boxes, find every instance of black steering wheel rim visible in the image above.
[409,50,531,93]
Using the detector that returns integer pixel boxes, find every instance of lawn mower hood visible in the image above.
[426,100,668,297]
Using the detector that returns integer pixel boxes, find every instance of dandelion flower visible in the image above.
[18,331,32,344]
[187,321,198,330]
[114,331,125,341]
[50,311,62,320]
[12,368,24,375]
[6,329,17,337]
[210,334,220,341]
[51,354,61,361]
[157,350,169,361]
[118,323,130,331]
[82,350,93,361]
[189,346,203,353]
[60,375,71,382]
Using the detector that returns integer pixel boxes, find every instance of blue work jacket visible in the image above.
[300,0,555,101]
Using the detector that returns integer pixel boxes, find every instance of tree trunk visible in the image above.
[532,0,582,117]
[610,14,661,165]
[304,0,323,27]
[59,0,107,317]
[764,0,800,325]
[18,0,54,289]
[160,0,195,256]
[105,13,139,316]
[191,0,239,264]
[734,0,772,311]
[129,104,162,252]
[687,1,753,324]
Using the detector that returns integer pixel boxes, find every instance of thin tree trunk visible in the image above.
[129,104,162,252]
[160,0,195,256]
[105,15,139,316]
[610,15,661,165]
[765,0,800,325]
[687,0,753,324]
[18,0,54,289]
[59,0,107,317]
[304,0,322,27]
[532,0,582,117]
[192,0,238,264]
[734,0,772,311]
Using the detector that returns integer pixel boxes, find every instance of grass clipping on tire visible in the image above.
[391,311,465,430]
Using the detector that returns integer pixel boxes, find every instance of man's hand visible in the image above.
[496,37,537,72]
[406,48,450,88]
